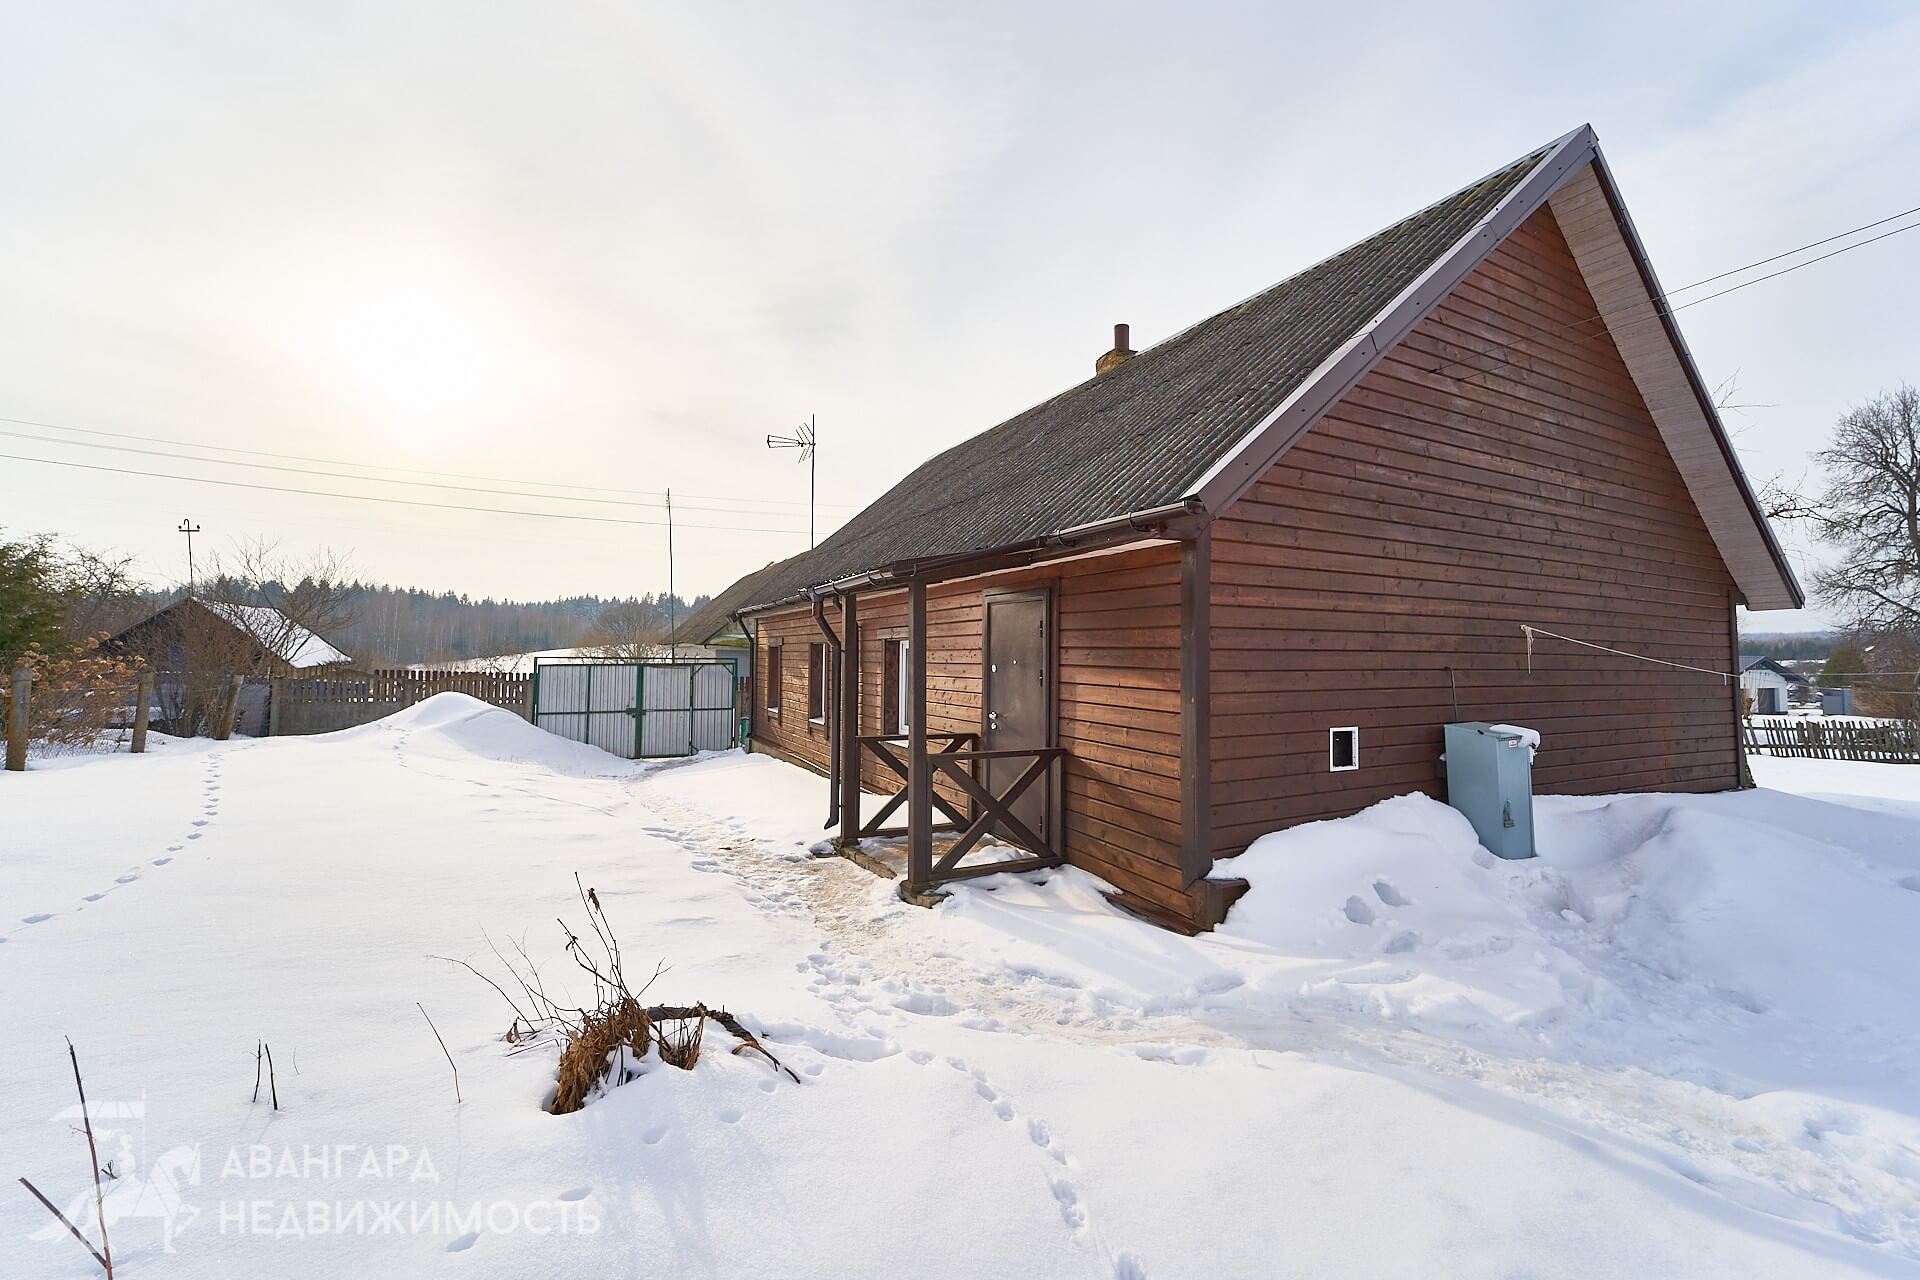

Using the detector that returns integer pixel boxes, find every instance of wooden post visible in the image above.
[838,592,861,845]
[905,579,931,890]
[214,674,244,741]
[6,661,29,771]
[132,672,154,753]
[267,677,286,737]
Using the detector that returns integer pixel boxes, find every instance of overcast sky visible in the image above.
[3,2,1917,631]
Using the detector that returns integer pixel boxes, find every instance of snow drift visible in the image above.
[1209,789,1920,1094]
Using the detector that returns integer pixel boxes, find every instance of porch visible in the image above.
[745,540,1231,928]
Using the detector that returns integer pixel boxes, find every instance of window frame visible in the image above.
[882,638,909,736]
[765,643,783,720]
[806,641,826,724]
[1329,725,1359,772]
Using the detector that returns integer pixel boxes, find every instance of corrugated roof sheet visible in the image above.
[676,557,797,644]
[737,139,1555,612]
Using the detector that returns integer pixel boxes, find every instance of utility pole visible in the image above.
[177,518,202,595]
[766,415,818,548]
[666,489,677,662]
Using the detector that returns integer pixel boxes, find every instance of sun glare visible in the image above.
[325,283,504,424]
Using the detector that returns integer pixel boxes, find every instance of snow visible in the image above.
[1486,721,1540,758]
[3,696,1917,1277]
[198,600,352,668]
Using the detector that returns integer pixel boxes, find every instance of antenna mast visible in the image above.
[766,415,818,548]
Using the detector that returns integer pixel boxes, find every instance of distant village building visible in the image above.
[1738,655,1813,716]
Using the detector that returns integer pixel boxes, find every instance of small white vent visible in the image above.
[1329,726,1359,772]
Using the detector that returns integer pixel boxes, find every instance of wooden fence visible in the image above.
[1742,717,1919,763]
[271,669,532,736]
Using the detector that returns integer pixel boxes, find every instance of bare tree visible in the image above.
[60,546,147,644]
[581,599,668,659]
[1808,384,1920,634]
[198,539,357,671]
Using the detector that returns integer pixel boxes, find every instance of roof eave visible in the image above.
[1580,148,1806,611]
[737,498,1202,615]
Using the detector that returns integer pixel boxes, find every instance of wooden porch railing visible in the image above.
[854,733,977,838]
[916,746,1068,888]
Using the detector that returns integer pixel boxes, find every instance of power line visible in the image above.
[1661,203,1920,298]
[0,426,808,518]
[0,413,856,511]
[1433,203,1920,387]
[0,450,809,534]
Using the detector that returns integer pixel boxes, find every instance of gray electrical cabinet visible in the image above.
[1443,722,1536,860]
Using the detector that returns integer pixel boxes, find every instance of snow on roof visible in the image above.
[200,600,352,668]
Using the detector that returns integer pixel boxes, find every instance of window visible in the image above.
[1329,726,1359,772]
[765,644,783,718]
[806,642,826,722]
[882,639,909,735]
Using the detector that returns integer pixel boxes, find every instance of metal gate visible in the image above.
[530,658,739,759]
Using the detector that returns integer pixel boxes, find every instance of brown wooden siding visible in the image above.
[749,544,1191,915]
[1206,204,1740,857]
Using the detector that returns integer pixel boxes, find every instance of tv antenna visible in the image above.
[766,415,817,548]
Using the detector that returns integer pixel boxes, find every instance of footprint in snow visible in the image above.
[641,1123,669,1145]
[22,913,53,925]
[116,874,139,884]
[446,1231,479,1252]
[1047,1174,1086,1229]
[716,1108,742,1124]
[1114,1253,1149,1279]
[191,819,209,827]
[556,1187,591,1202]
[186,833,202,841]
[152,857,172,866]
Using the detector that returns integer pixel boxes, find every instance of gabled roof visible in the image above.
[196,601,352,668]
[1739,655,1813,686]
[117,597,353,668]
[731,124,1801,614]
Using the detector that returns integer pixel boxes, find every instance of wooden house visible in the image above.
[711,126,1801,931]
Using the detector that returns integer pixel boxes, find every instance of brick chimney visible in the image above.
[1095,323,1134,375]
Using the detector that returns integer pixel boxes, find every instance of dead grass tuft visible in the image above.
[438,876,799,1115]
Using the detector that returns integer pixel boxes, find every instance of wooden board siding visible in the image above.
[748,544,1191,915]
[1206,203,1741,858]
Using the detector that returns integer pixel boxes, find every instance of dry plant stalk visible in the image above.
[17,1041,115,1276]
[437,876,800,1115]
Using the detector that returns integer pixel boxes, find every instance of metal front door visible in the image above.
[983,591,1050,845]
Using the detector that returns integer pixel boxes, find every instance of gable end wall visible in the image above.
[1206,204,1741,857]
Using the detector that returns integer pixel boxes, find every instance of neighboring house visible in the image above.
[111,597,353,673]
[110,597,353,736]
[704,125,1800,931]
[1739,655,1813,715]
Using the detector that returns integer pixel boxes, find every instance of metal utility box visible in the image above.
[1443,722,1536,860]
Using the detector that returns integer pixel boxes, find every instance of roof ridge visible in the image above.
[728,129,1586,613]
